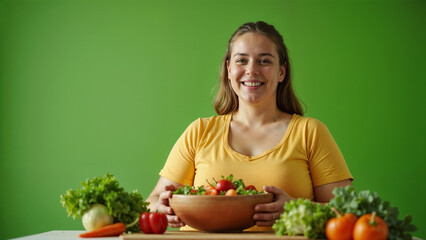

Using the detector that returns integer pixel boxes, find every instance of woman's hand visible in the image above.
[146,177,185,228]
[155,185,186,228]
[253,185,295,227]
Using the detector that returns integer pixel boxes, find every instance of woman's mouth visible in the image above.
[242,81,264,87]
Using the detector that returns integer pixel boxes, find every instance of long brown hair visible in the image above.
[213,21,304,116]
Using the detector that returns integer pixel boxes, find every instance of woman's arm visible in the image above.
[314,178,352,203]
[146,176,185,228]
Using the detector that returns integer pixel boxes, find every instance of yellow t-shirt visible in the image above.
[160,114,352,231]
[160,114,352,199]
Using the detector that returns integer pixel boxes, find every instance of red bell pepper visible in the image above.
[139,212,168,234]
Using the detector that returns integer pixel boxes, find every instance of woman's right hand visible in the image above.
[156,185,186,228]
[146,177,186,228]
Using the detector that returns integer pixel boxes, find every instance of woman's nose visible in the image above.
[245,61,259,76]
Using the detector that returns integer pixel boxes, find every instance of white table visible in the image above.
[11,231,117,240]
[11,230,424,240]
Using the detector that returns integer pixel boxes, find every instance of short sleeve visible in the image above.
[306,119,353,187]
[159,118,204,186]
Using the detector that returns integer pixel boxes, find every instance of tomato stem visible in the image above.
[205,179,216,187]
[331,207,342,218]
[369,211,378,226]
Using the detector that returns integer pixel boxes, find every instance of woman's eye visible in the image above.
[236,59,246,64]
[259,59,271,64]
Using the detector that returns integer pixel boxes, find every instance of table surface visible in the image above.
[120,231,311,240]
[11,231,112,240]
[10,230,424,240]
[10,231,307,240]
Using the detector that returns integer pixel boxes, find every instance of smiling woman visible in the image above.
[1,1,425,239]
[227,33,285,107]
[215,22,301,116]
[146,21,353,232]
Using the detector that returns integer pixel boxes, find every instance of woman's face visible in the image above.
[227,33,285,108]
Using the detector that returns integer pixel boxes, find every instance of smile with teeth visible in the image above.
[242,81,263,87]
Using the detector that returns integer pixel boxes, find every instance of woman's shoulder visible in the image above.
[187,114,230,130]
[291,114,328,130]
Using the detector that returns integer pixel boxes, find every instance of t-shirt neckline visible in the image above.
[223,113,298,161]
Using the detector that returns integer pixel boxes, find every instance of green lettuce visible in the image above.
[60,173,149,232]
[329,186,417,240]
[173,184,206,195]
[272,198,333,239]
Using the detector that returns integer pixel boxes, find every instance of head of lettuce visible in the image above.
[60,173,149,232]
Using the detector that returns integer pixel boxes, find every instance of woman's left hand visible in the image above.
[253,185,294,227]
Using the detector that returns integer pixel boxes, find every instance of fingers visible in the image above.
[253,212,278,221]
[253,201,283,227]
[158,184,178,211]
[158,205,173,215]
[157,190,177,216]
[165,184,178,192]
[253,211,281,227]
[159,190,172,203]
[253,185,289,227]
[157,190,173,213]
[263,185,285,196]
[158,186,186,228]
[255,201,283,212]
[167,215,186,228]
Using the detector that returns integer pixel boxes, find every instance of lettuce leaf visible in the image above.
[272,198,333,239]
[60,173,149,232]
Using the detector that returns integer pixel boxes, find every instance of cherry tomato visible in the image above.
[204,185,214,190]
[325,208,357,240]
[205,188,218,195]
[244,185,257,191]
[215,179,235,193]
[139,212,168,234]
[353,212,388,240]
[225,189,237,196]
[204,185,218,195]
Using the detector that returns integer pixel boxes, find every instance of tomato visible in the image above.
[203,185,217,195]
[225,189,237,196]
[204,185,215,190]
[244,185,257,191]
[215,179,235,192]
[205,188,218,195]
[325,208,357,240]
[139,212,168,234]
[353,212,388,240]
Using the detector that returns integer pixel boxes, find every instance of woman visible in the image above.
[146,21,353,230]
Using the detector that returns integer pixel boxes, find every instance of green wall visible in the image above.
[1,0,425,239]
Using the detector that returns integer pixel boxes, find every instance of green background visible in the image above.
[1,0,425,239]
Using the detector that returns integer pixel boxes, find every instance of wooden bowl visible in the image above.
[169,193,274,232]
